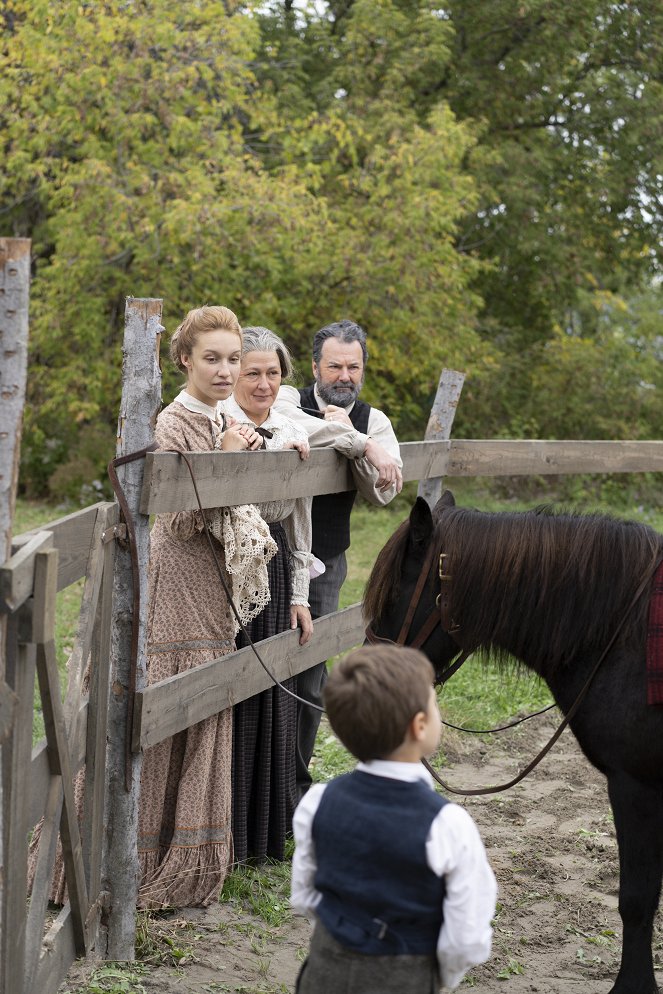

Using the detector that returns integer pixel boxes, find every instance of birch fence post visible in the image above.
[417,369,465,509]
[102,298,162,960]
[0,236,31,974]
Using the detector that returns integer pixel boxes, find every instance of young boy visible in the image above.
[291,645,497,993]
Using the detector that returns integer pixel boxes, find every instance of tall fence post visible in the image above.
[102,298,162,959]
[417,369,465,509]
[0,236,31,977]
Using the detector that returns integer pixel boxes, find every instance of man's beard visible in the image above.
[316,374,364,408]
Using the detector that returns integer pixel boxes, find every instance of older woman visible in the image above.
[221,326,313,863]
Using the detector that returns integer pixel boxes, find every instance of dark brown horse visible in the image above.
[364,491,663,994]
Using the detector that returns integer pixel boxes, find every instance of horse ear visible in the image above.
[434,490,455,513]
[410,497,434,549]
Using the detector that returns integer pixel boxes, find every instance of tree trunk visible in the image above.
[102,298,162,960]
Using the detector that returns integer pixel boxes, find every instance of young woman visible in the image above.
[220,325,313,863]
[137,305,270,908]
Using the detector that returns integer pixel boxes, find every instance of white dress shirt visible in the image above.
[274,384,403,507]
[291,760,497,990]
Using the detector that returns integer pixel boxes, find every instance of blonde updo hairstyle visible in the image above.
[169,305,242,373]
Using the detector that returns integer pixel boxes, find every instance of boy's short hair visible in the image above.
[324,645,435,762]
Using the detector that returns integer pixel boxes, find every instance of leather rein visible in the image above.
[365,538,663,797]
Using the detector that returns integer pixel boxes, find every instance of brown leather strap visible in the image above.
[396,545,437,645]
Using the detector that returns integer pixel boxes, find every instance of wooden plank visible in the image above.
[34,551,88,957]
[0,531,53,613]
[140,447,354,514]
[0,237,31,653]
[1,616,36,994]
[0,683,14,745]
[0,238,31,979]
[417,369,465,509]
[446,439,663,477]
[82,506,115,924]
[12,503,112,593]
[63,506,109,724]
[134,604,365,751]
[32,906,77,994]
[29,701,87,829]
[143,438,663,514]
[400,438,663,483]
[105,296,162,960]
[24,778,64,993]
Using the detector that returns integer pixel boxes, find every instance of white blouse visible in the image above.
[219,396,312,606]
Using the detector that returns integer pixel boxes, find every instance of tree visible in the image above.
[1,0,333,495]
[255,0,663,440]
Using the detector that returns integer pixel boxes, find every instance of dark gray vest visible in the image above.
[299,384,371,561]
[312,771,448,955]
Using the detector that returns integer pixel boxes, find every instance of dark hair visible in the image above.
[169,305,242,372]
[324,645,434,762]
[312,319,368,367]
[241,325,294,380]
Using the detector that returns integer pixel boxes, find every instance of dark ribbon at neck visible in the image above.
[254,425,274,449]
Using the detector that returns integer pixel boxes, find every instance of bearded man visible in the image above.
[275,319,402,799]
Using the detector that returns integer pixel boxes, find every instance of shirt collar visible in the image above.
[313,383,356,415]
[356,759,434,788]
[220,394,290,431]
[175,390,220,423]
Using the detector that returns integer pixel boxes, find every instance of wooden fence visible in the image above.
[3,291,663,994]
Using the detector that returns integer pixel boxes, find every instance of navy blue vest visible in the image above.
[298,384,371,561]
[312,771,448,955]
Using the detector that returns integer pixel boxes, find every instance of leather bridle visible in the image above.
[365,544,472,685]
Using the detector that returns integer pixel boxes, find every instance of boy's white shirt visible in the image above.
[291,759,497,991]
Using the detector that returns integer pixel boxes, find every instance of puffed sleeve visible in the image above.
[281,493,313,605]
[153,406,214,541]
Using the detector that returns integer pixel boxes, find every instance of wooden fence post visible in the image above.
[417,369,465,509]
[102,298,162,960]
[0,236,31,973]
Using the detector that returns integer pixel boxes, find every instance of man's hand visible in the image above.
[291,604,314,645]
[363,437,403,493]
[323,404,353,427]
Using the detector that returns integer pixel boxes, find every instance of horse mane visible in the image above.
[363,517,411,624]
[437,505,662,675]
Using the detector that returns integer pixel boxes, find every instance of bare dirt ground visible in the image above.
[62,715,663,993]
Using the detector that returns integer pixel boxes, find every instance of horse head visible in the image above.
[363,491,461,682]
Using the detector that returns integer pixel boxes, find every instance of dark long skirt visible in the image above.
[232,522,297,863]
[296,923,439,994]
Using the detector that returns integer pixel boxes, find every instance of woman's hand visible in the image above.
[290,604,313,645]
[286,439,310,460]
[221,423,263,451]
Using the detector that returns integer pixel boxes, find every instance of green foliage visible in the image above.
[61,963,148,994]
[3,0,662,494]
[220,859,293,927]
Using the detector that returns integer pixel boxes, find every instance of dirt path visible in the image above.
[63,716,663,993]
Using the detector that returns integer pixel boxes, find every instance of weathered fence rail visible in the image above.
[1,501,118,994]
[141,438,663,514]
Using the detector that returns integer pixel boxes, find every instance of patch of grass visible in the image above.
[61,963,149,993]
[496,958,525,979]
[220,859,293,927]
